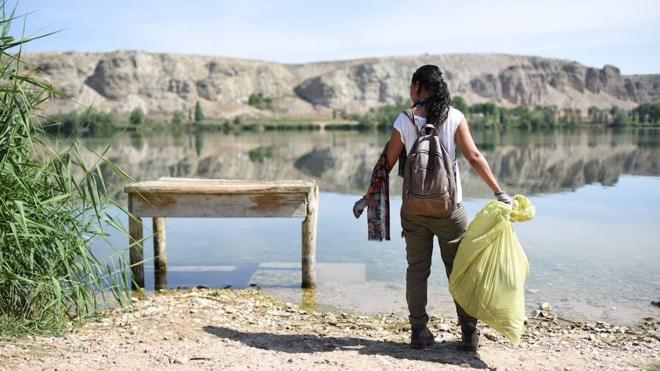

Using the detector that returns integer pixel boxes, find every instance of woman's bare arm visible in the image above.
[358,129,404,201]
[386,129,405,171]
[455,119,503,194]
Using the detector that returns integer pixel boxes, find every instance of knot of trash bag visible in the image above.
[511,195,535,222]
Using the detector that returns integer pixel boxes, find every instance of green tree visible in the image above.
[451,96,469,113]
[541,106,558,126]
[588,106,608,123]
[499,108,511,124]
[611,107,630,127]
[194,101,205,123]
[635,103,660,123]
[129,107,144,126]
[472,103,498,117]
[171,110,186,125]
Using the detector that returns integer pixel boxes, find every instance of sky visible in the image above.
[9,0,660,74]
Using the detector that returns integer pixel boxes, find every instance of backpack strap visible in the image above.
[421,123,438,134]
[402,109,421,137]
[403,109,443,136]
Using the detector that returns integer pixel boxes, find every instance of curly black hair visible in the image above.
[411,65,451,133]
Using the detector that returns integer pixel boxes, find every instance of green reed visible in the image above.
[0,3,131,336]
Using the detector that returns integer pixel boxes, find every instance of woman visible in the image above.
[384,65,513,351]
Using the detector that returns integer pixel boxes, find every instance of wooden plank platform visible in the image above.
[124,178,319,290]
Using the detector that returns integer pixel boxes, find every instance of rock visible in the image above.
[191,297,212,307]
[484,331,498,341]
[173,357,188,365]
[436,323,451,332]
[540,302,553,311]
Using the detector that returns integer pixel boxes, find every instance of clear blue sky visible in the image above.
[10,0,660,74]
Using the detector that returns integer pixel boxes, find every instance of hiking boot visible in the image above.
[461,323,479,352]
[410,325,435,349]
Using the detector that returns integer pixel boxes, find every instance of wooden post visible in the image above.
[153,217,167,272]
[128,194,144,290]
[153,217,168,290]
[301,184,319,288]
[154,269,168,291]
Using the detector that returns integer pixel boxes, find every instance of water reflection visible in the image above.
[87,128,660,198]
[85,127,660,325]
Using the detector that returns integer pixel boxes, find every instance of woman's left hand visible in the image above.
[495,191,516,206]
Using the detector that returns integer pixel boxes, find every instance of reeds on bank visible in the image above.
[0,3,130,336]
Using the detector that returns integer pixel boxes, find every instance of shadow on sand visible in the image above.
[203,325,491,369]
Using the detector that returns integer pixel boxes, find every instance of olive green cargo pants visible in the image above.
[401,204,478,328]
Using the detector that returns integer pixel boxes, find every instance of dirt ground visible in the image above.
[0,288,658,370]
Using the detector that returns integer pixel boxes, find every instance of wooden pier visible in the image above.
[124,178,319,290]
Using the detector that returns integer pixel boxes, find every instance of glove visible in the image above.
[353,196,368,218]
[494,191,515,207]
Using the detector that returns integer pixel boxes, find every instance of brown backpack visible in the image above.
[401,109,457,218]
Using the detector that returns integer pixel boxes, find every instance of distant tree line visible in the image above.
[45,101,209,136]
[347,96,660,131]
[45,110,119,136]
[44,97,659,136]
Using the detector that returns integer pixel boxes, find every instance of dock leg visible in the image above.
[153,217,168,290]
[128,195,144,290]
[301,185,319,288]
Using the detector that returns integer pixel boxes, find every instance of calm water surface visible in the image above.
[89,127,660,325]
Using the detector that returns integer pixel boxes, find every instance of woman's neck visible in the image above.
[412,106,427,118]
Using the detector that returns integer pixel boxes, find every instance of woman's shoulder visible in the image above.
[393,111,413,130]
[448,106,466,126]
[448,106,465,118]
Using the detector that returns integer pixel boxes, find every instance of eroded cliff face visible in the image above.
[26,51,659,119]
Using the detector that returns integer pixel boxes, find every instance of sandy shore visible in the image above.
[0,288,658,370]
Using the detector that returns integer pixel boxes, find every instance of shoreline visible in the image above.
[1,288,657,370]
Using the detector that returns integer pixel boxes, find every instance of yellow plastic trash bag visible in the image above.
[449,195,535,343]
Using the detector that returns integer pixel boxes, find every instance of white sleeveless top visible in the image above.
[393,107,465,203]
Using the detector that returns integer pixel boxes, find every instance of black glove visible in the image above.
[494,191,515,206]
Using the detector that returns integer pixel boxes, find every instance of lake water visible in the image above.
[88,127,660,325]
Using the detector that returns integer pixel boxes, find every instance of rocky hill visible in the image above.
[25,51,660,119]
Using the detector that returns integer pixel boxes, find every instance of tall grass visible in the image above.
[0,3,131,336]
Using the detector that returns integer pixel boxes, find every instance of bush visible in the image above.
[248,146,274,163]
[171,110,186,125]
[129,107,145,126]
[247,92,273,110]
